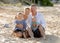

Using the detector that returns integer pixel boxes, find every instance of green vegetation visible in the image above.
[0,0,53,6]
[21,0,53,6]
[39,0,53,6]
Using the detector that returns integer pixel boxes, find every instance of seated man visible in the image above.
[31,16,44,38]
[28,5,46,39]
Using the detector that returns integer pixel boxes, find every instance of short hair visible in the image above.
[25,8,30,10]
[31,4,37,7]
[18,12,22,15]
[17,12,23,16]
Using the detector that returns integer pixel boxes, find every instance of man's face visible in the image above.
[31,6,37,13]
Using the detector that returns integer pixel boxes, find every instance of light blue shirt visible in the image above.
[27,12,46,29]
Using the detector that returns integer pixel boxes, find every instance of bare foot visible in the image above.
[43,36,46,40]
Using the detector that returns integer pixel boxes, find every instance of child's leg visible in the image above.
[12,31,23,38]
[22,30,30,38]
[27,27,34,38]
[23,32,27,38]
[25,30,30,38]
[17,32,23,38]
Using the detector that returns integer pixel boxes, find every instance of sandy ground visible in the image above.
[0,5,60,43]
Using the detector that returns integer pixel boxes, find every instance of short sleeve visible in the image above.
[15,20,20,24]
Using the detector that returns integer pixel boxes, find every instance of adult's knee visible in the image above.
[38,24,45,32]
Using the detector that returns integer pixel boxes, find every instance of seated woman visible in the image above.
[13,13,27,38]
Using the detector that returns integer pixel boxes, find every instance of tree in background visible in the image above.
[36,0,53,6]
[0,0,53,6]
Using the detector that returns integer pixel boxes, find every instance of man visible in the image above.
[28,4,46,39]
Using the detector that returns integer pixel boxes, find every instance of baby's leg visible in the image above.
[23,32,27,38]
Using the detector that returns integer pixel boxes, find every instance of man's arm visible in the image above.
[40,14,46,28]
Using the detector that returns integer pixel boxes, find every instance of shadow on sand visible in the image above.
[22,35,60,43]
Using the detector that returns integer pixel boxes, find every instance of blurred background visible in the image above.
[0,0,60,6]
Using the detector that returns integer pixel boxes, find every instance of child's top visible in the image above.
[15,19,27,31]
[31,17,38,31]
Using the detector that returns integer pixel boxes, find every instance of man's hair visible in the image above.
[31,4,37,7]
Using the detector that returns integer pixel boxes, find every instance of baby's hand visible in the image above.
[33,24,37,27]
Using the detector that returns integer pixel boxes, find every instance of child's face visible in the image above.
[32,18,37,27]
[32,18,36,22]
[25,9,30,15]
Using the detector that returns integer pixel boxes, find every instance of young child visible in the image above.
[13,13,27,38]
[24,8,34,38]
[31,16,38,31]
